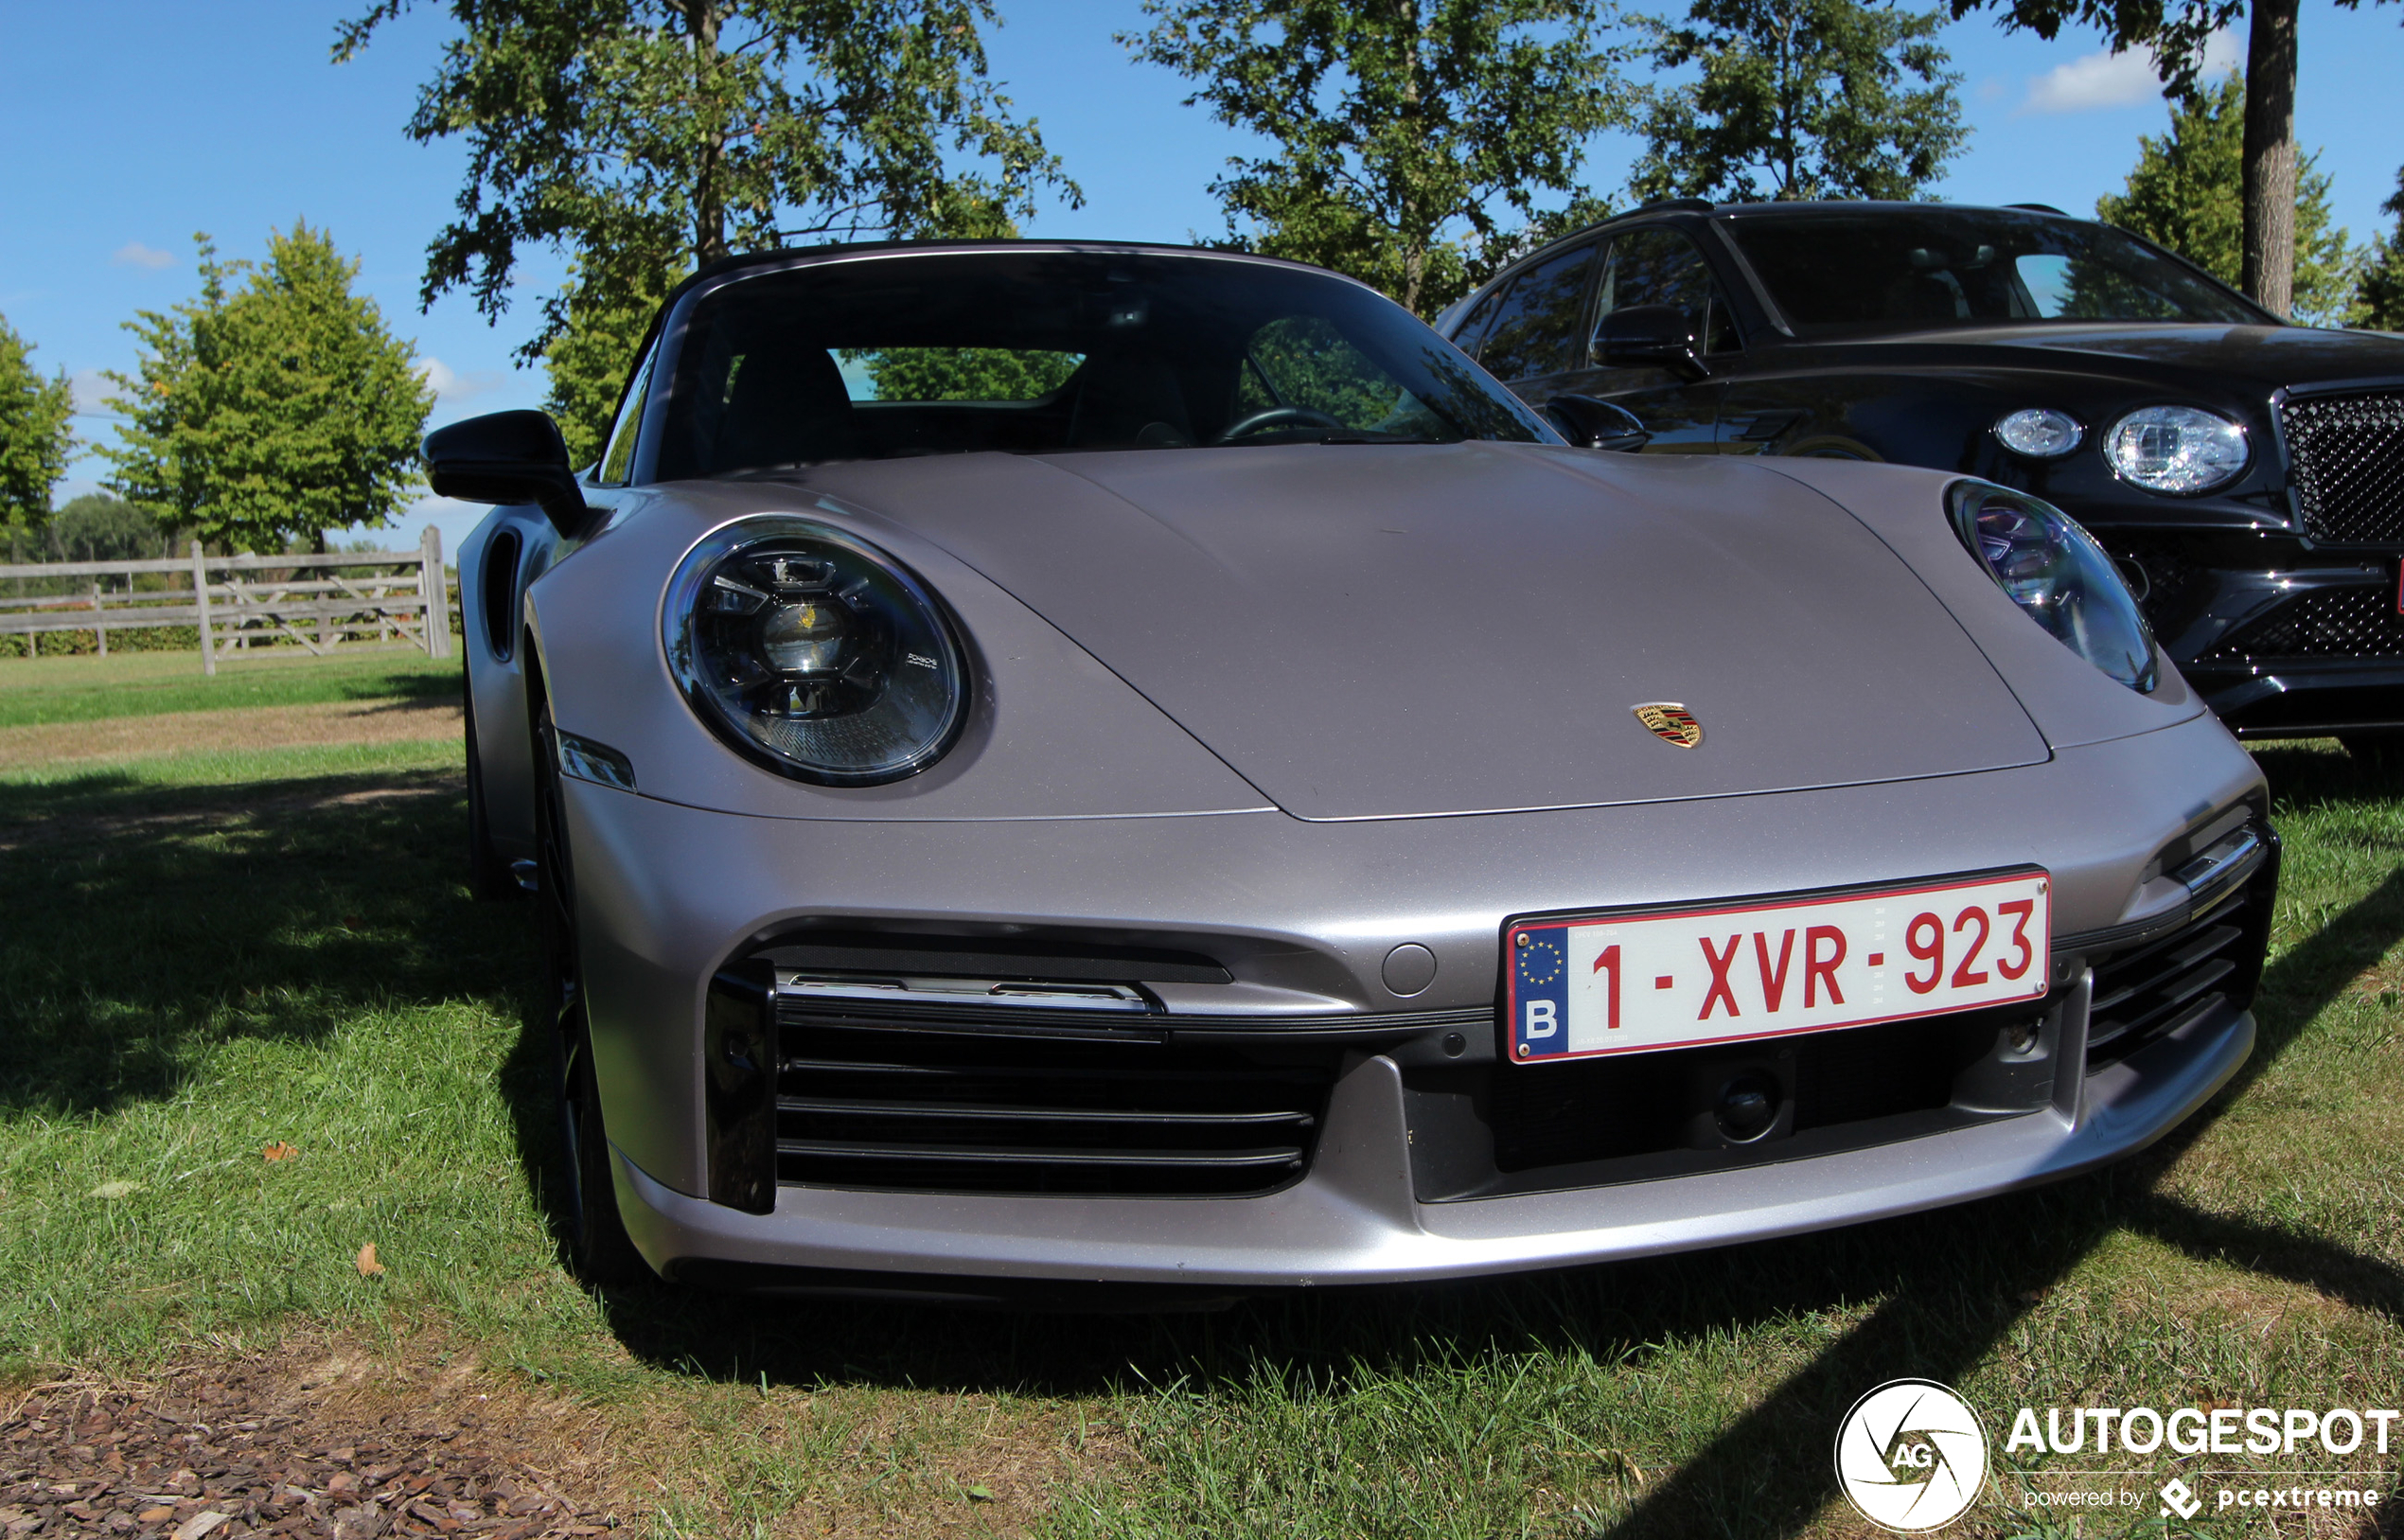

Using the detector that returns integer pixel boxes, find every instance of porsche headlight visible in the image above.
[1948,482,2158,693]
[2104,404,2248,493]
[663,516,967,785]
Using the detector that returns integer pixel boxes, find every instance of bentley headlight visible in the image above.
[2104,404,2248,493]
[1993,408,2081,458]
[1948,482,2158,693]
[663,516,967,785]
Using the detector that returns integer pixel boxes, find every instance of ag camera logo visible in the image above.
[1835,1379,1989,1532]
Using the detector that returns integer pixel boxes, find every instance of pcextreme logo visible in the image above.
[1834,1379,1989,1532]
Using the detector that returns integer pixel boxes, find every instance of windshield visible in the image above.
[1723,209,2268,336]
[652,249,1549,479]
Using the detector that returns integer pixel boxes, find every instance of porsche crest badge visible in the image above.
[1633,702,1704,748]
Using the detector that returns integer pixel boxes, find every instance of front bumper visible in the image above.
[612,996,2250,1290]
[559,710,2267,1291]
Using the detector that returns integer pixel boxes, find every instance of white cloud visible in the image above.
[69,369,123,419]
[110,240,175,270]
[416,357,506,404]
[2020,31,2242,115]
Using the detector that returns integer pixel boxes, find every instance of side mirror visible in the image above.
[1546,395,1652,452]
[1598,304,1707,380]
[424,411,589,536]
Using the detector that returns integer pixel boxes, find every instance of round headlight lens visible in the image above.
[1948,481,2158,693]
[2104,405,2248,493]
[1994,407,2082,458]
[663,517,967,785]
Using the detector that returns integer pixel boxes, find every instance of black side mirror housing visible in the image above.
[1598,304,1707,380]
[424,411,590,536]
[1546,395,1653,452]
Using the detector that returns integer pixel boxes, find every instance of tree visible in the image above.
[1946,0,2396,319]
[46,494,164,564]
[2095,71,2359,325]
[0,313,74,537]
[102,226,435,555]
[335,0,1079,372]
[2351,169,2404,330]
[543,263,680,468]
[1122,0,1625,317]
[847,347,1083,401]
[1629,0,1967,203]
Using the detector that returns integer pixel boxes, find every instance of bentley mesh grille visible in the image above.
[2201,587,2404,662]
[2281,390,2404,544]
[773,1008,1337,1195]
[2085,875,2270,1070]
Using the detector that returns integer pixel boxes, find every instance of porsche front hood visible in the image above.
[804,444,2048,821]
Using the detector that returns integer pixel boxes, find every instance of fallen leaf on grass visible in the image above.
[88,1179,143,1199]
[964,1484,995,1502]
[262,1142,297,1161]
[356,1243,386,1278]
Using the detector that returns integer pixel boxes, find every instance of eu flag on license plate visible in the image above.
[1511,925,1571,1060]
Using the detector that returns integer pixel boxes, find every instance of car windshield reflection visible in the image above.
[656,250,1548,479]
[1723,209,2268,336]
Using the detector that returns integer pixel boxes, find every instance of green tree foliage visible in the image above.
[848,347,1083,401]
[46,494,164,563]
[543,263,679,468]
[1123,0,1625,317]
[2351,169,2404,330]
[0,313,74,536]
[102,227,435,555]
[336,0,1079,373]
[2095,71,2360,326]
[1630,0,1967,203]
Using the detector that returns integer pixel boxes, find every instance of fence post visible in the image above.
[419,525,451,660]
[190,540,215,677]
[93,580,106,657]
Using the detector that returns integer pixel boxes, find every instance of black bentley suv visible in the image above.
[1440,200,2404,746]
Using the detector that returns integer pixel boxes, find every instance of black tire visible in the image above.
[531,683,649,1285]
[463,666,519,902]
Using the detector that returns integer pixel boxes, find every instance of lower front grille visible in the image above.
[2085,873,2271,1069]
[773,1014,1337,1196]
[2282,389,2404,544]
[2202,587,2404,663]
[1485,1006,2016,1177]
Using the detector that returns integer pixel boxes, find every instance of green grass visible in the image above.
[0,646,456,728]
[1,728,2399,1538]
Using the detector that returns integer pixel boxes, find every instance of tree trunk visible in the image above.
[688,0,729,266]
[2239,0,2298,318]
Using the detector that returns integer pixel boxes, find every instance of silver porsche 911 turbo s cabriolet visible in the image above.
[432,240,2275,1301]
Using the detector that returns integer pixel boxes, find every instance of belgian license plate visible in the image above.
[1506,870,2050,1063]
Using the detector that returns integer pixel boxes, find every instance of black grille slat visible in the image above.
[775,1017,1336,1196]
[2282,390,2404,544]
[778,1096,1314,1127]
[2203,587,2404,663]
[2087,879,2265,1067]
[776,1139,1305,1170]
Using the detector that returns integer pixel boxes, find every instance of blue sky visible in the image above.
[2,0,2397,554]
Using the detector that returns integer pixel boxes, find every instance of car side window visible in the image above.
[1593,228,1741,359]
[1447,284,1508,358]
[1477,242,1600,382]
[594,338,659,485]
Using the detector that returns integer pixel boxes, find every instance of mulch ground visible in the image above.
[1,1347,624,1539]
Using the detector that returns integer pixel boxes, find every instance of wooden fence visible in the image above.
[0,527,453,675]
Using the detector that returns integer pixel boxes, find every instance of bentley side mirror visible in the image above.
[1546,395,1653,452]
[424,411,590,536]
[1598,304,1707,381]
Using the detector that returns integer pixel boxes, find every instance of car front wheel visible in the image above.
[531,681,649,1285]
